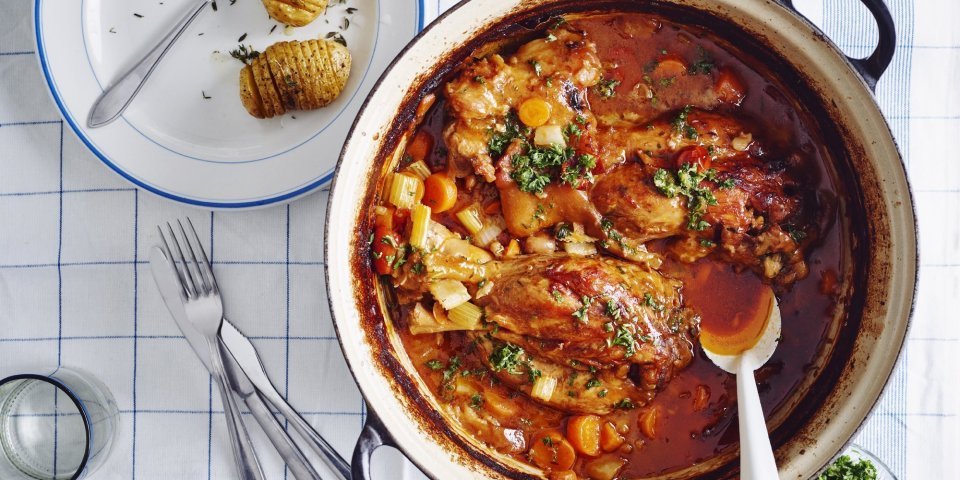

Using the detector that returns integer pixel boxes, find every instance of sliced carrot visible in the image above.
[692,385,711,412]
[548,470,578,480]
[422,173,458,213]
[637,405,660,439]
[518,97,553,127]
[599,421,625,452]
[406,131,435,161]
[566,415,602,457]
[714,68,746,105]
[652,54,688,79]
[529,430,577,471]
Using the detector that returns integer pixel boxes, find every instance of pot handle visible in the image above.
[778,0,896,91]
[351,406,396,480]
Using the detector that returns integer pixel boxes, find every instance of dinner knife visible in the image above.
[149,246,347,480]
[220,321,352,480]
[87,1,209,128]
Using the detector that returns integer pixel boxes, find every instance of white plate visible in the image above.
[35,0,425,208]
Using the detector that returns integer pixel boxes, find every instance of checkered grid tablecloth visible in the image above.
[1,0,957,478]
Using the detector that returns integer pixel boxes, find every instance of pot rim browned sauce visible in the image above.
[379,12,848,479]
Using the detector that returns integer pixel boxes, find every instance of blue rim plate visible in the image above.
[34,0,426,209]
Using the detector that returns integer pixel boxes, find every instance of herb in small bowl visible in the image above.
[818,454,879,480]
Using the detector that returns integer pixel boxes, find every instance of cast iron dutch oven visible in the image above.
[325,0,916,478]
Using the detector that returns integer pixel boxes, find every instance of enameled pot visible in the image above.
[325,1,916,478]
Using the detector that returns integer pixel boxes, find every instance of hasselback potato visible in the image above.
[239,38,351,119]
[261,0,328,27]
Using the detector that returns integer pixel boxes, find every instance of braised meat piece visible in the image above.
[471,254,698,415]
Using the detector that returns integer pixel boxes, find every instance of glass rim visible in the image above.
[0,373,91,480]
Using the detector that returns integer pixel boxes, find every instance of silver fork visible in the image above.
[159,219,324,480]
[158,219,265,480]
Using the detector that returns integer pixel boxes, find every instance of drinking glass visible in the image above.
[0,368,118,479]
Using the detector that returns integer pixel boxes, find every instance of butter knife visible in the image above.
[221,321,351,480]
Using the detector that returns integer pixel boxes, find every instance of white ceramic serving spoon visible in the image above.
[701,289,782,480]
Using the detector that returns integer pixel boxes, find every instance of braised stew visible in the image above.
[367,12,846,479]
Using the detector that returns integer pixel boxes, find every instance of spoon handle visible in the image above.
[87,1,209,128]
[737,359,779,480]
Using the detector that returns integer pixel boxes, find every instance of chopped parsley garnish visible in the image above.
[411,261,425,275]
[605,300,623,321]
[817,455,878,480]
[787,225,807,243]
[542,436,554,446]
[699,239,716,248]
[440,356,462,390]
[488,112,529,156]
[489,343,525,375]
[529,60,543,77]
[554,223,572,241]
[469,393,484,410]
[551,288,564,303]
[643,293,665,312]
[425,359,444,370]
[671,105,699,139]
[560,154,596,187]
[509,144,575,194]
[572,295,593,323]
[688,46,715,75]
[527,365,542,384]
[564,123,582,139]
[598,389,608,398]
[653,163,727,231]
[610,325,637,357]
[599,217,632,252]
[575,114,587,125]
[615,398,635,410]
[532,204,546,223]
[594,77,621,98]
[228,44,260,65]
[585,378,602,389]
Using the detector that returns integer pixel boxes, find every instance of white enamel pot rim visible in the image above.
[325,1,917,479]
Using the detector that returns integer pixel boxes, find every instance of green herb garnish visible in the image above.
[653,163,725,231]
[489,343,525,375]
[594,77,620,98]
[817,455,878,480]
[572,296,593,323]
[509,144,574,194]
[228,44,260,65]
[688,46,715,75]
[610,325,636,357]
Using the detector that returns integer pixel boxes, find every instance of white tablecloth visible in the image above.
[1,0,956,478]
